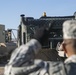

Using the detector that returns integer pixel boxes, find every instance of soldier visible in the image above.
[4,20,76,75]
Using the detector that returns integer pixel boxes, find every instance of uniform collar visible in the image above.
[65,55,76,63]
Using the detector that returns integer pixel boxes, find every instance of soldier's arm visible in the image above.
[8,39,41,67]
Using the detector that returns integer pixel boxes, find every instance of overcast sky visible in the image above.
[0,0,76,37]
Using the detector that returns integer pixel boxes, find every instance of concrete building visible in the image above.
[0,24,5,43]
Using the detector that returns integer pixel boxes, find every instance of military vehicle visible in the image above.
[17,12,76,61]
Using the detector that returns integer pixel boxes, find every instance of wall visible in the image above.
[0,25,5,43]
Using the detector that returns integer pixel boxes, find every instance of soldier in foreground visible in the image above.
[4,20,76,75]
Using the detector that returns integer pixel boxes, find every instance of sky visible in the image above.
[0,0,76,37]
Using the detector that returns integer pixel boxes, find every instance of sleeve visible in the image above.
[9,60,49,75]
[4,39,42,75]
[7,39,42,67]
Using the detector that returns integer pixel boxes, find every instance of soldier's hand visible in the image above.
[0,43,6,47]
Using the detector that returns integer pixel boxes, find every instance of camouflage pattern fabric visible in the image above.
[4,39,76,75]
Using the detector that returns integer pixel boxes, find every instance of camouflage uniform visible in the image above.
[4,39,76,75]
[64,55,76,75]
[4,39,41,75]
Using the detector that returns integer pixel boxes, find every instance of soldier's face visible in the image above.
[62,39,73,57]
